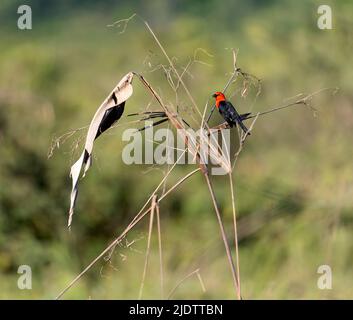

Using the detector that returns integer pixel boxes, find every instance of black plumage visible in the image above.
[218,100,250,134]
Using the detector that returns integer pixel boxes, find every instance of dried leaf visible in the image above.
[68,72,134,228]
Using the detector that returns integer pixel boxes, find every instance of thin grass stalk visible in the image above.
[138,195,156,299]
[203,172,240,299]
[228,172,241,298]
[55,168,200,299]
[143,21,202,122]
[155,200,164,298]
[167,268,205,299]
[135,73,239,298]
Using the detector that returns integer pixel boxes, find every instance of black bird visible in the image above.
[212,91,250,134]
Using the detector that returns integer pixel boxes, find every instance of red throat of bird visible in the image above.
[214,92,226,108]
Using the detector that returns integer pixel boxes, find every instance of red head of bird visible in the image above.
[212,91,226,108]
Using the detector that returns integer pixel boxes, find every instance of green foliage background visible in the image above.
[0,0,352,299]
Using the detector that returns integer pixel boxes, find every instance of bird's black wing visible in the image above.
[95,101,125,139]
[218,102,234,127]
[224,101,249,134]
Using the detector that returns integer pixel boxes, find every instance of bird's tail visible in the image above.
[236,119,250,135]
[240,112,251,120]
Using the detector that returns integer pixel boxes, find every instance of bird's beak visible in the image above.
[212,93,217,98]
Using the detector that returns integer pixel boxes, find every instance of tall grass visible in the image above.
[55,16,332,300]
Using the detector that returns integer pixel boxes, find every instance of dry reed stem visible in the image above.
[155,200,164,298]
[135,73,240,297]
[134,25,242,297]
[143,21,203,122]
[203,173,240,298]
[48,117,148,160]
[167,268,206,299]
[138,195,157,299]
[129,149,187,227]
[138,20,235,172]
[228,172,241,297]
[55,168,200,299]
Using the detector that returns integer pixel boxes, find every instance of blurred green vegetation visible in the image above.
[0,0,353,299]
